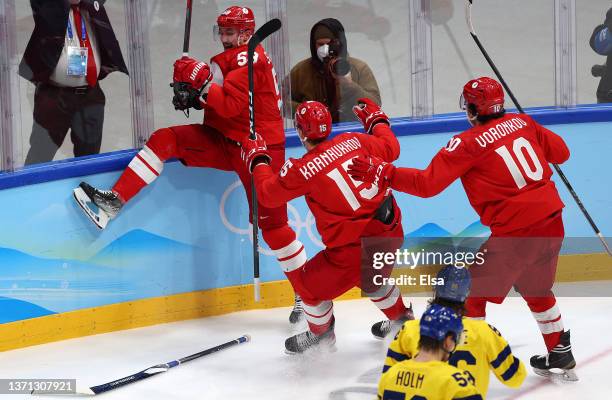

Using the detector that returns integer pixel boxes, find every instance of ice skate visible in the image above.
[73,182,123,229]
[371,306,415,340]
[285,318,336,354]
[289,294,304,324]
[530,330,578,382]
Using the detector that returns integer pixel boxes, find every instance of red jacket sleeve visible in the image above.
[252,162,309,208]
[205,68,249,119]
[390,136,475,198]
[359,124,401,162]
[530,116,570,164]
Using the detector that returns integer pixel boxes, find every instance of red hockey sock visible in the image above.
[303,300,334,335]
[113,128,176,202]
[526,297,564,351]
[370,284,406,320]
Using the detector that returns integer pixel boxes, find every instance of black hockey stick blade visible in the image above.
[54,335,250,396]
[247,17,282,141]
[464,0,611,256]
[248,18,282,54]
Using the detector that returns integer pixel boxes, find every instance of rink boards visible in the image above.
[0,106,611,351]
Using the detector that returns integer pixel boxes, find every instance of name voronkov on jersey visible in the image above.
[300,138,362,180]
[475,117,527,148]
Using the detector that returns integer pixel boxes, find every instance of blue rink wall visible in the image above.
[0,107,611,325]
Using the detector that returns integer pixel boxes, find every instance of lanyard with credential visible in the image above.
[66,9,86,45]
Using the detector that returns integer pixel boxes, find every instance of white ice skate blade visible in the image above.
[533,367,579,382]
[73,187,109,230]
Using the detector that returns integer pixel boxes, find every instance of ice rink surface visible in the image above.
[1,294,611,400]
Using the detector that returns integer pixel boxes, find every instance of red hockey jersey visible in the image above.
[253,124,400,248]
[391,113,570,234]
[205,44,284,145]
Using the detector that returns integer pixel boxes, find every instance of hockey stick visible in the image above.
[49,335,250,396]
[182,0,193,56]
[247,18,283,302]
[465,0,611,256]
[171,0,195,118]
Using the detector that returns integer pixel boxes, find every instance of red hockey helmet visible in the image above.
[294,101,332,141]
[460,77,505,116]
[217,6,255,33]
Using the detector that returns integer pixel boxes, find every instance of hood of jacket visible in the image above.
[309,18,348,70]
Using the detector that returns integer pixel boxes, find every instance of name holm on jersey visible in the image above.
[475,117,527,148]
[299,138,362,180]
[396,370,425,389]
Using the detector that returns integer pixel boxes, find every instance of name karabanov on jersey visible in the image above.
[475,117,527,148]
[299,138,362,180]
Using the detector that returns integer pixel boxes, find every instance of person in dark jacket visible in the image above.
[19,0,128,165]
[289,18,381,123]
[589,7,612,103]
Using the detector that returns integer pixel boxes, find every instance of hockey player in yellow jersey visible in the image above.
[379,304,482,400]
[383,266,526,397]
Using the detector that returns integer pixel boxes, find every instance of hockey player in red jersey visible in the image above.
[72,6,304,322]
[348,77,577,381]
[240,99,414,354]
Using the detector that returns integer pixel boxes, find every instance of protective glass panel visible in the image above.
[286,0,411,123]
[12,0,131,168]
[431,0,555,114]
[576,0,612,104]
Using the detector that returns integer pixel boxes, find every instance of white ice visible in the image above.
[1,293,611,400]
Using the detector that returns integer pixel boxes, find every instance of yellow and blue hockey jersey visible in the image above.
[379,359,483,400]
[383,318,526,396]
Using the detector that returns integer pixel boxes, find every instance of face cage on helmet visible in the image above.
[459,93,468,111]
[213,25,252,43]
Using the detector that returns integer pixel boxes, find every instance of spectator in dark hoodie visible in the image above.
[289,18,381,123]
[590,7,612,103]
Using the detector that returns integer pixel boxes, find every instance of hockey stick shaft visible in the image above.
[80,335,250,395]
[465,0,611,256]
[182,0,193,56]
[247,18,283,301]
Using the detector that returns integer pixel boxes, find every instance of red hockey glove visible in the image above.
[348,155,395,186]
[173,56,213,91]
[241,133,272,173]
[352,97,390,134]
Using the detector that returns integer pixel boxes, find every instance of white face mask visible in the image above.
[317,44,330,62]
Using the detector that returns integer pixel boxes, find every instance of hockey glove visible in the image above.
[241,133,272,173]
[348,155,395,187]
[171,57,213,111]
[171,82,205,111]
[352,97,389,134]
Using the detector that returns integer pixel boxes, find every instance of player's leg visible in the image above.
[230,143,305,323]
[74,124,231,229]
[464,235,520,319]
[283,248,348,354]
[514,213,576,380]
[361,199,413,339]
[261,223,306,324]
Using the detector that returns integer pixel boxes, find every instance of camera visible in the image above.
[592,63,606,77]
[326,39,351,76]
